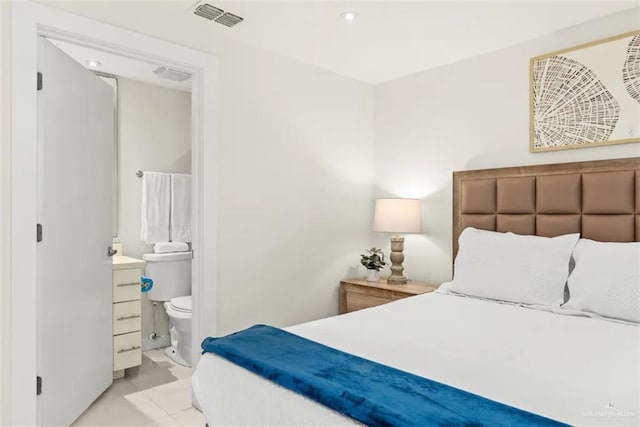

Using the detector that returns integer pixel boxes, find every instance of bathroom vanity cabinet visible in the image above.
[112,255,145,379]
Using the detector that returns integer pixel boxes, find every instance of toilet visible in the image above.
[143,251,193,367]
[164,296,192,367]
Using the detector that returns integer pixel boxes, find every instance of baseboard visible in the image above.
[142,335,170,351]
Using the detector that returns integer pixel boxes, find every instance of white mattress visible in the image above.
[193,292,640,426]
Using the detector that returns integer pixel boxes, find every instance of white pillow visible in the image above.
[563,239,640,323]
[448,227,579,306]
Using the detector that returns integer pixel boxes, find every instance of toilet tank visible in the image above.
[142,251,192,302]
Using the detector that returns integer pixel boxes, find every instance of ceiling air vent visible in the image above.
[193,2,244,27]
[194,3,224,20]
[153,67,191,82]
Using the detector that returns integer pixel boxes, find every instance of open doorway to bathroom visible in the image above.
[46,39,200,426]
[10,5,217,424]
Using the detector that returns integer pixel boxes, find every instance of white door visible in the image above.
[37,37,114,426]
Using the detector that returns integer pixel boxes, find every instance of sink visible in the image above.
[113,255,145,270]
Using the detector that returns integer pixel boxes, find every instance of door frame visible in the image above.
[9,2,219,424]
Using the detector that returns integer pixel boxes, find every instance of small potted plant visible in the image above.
[360,247,386,282]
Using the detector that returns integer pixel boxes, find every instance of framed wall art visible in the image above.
[530,30,640,152]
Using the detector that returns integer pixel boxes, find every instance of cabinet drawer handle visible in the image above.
[116,314,141,321]
[117,345,141,354]
[117,282,140,287]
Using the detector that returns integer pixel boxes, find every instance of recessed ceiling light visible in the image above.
[85,60,101,68]
[341,11,358,21]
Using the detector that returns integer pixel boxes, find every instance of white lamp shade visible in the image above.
[373,198,422,233]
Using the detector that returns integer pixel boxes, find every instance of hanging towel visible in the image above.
[170,173,192,243]
[154,242,189,254]
[140,172,171,244]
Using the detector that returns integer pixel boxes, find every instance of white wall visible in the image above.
[115,78,191,347]
[0,1,11,424]
[216,45,374,334]
[373,8,640,285]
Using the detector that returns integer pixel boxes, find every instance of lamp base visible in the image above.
[387,236,407,285]
[387,277,408,285]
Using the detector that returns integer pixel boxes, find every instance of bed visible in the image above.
[193,157,640,426]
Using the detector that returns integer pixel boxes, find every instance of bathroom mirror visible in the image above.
[97,74,119,238]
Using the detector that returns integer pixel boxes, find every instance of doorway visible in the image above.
[8,2,218,425]
[38,37,196,425]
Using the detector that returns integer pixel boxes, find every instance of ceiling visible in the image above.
[43,1,639,84]
[50,39,192,91]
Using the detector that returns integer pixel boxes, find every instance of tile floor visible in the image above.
[72,349,205,427]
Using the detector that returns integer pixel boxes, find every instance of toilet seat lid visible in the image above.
[170,295,192,312]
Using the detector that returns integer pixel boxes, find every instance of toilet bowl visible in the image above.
[142,251,192,367]
[164,295,192,367]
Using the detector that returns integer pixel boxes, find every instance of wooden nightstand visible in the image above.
[339,278,438,314]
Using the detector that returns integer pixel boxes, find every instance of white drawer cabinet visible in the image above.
[113,268,143,303]
[113,300,141,335]
[114,331,142,371]
[112,258,144,378]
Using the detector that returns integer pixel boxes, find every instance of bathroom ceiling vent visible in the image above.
[193,2,244,27]
[194,3,224,20]
[153,67,192,82]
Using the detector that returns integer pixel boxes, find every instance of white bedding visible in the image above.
[193,292,640,426]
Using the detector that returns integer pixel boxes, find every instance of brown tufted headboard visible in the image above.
[452,157,640,258]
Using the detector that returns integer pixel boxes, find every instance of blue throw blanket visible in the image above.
[202,325,567,427]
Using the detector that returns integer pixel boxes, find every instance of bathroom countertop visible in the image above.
[113,255,146,270]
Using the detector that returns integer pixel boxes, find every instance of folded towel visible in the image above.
[170,173,191,243]
[140,172,171,244]
[154,242,189,254]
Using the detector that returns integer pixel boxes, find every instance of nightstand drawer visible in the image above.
[339,278,438,314]
[345,291,392,312]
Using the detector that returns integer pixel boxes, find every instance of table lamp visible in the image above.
[373,198,422,284]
